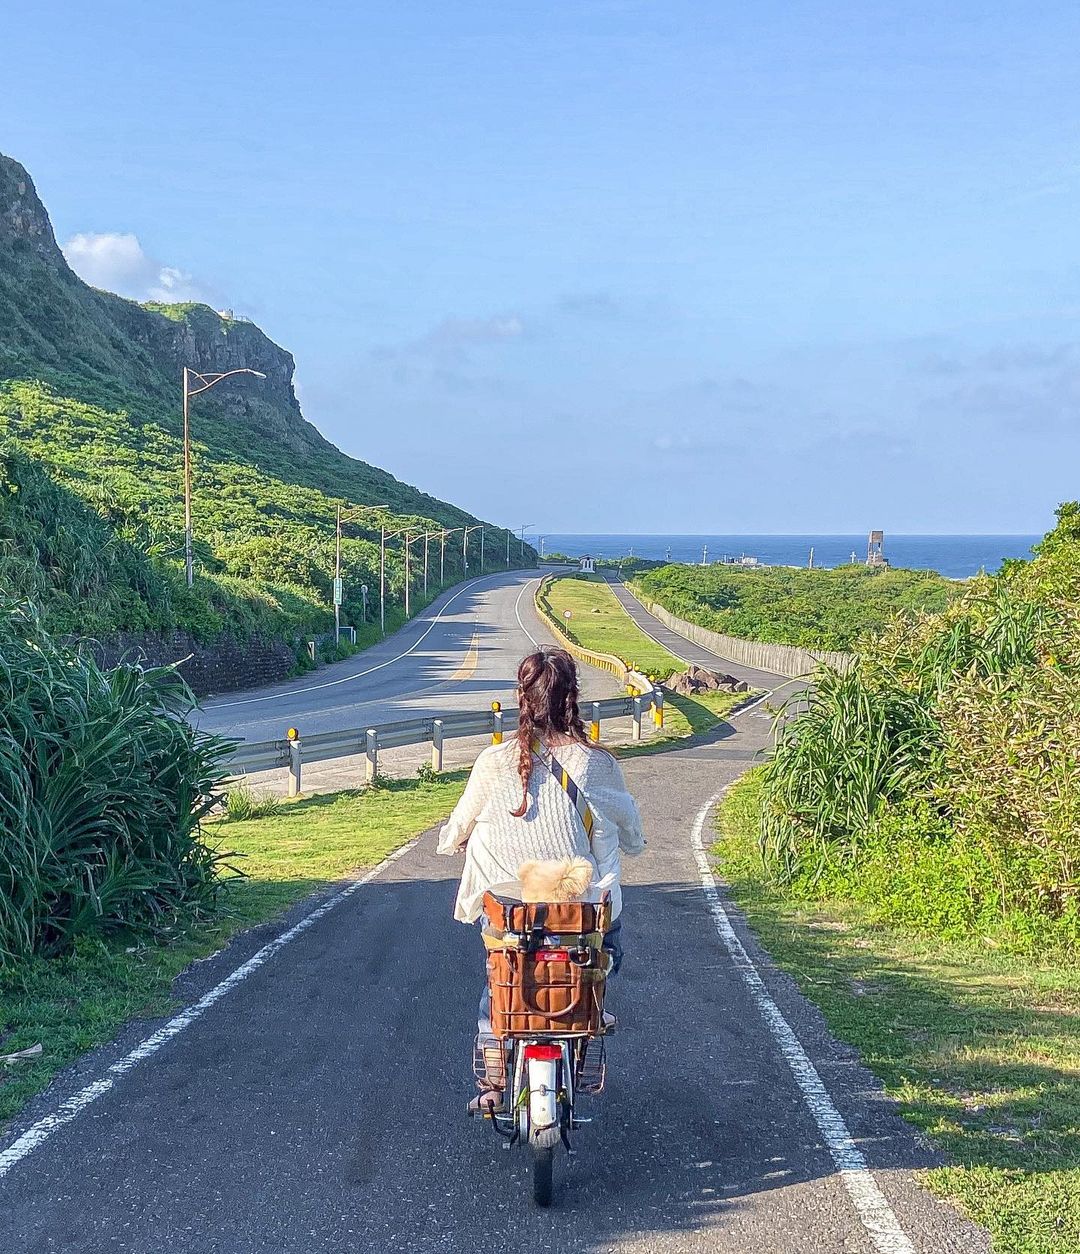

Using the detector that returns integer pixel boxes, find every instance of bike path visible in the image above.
[0,730,988,1250]
[602,574,799,698]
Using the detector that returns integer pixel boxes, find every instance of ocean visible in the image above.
[540,534,1042,579]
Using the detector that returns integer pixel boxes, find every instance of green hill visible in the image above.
[0,152,523,662]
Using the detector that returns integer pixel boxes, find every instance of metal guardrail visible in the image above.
[229,689,663,797]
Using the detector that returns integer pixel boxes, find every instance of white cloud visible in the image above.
[412,314,524,355]
[61,231,216,304]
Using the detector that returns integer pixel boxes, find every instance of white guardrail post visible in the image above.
[590,701,601,743]
[652,688,664,729]
[365,729,379,783]
[431,719,444,773]
[491,701,504,745]
[287,727,302,796]
[631,695,644,742]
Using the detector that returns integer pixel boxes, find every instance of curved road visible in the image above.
[0,584,988,1252]
[197,569,619,744]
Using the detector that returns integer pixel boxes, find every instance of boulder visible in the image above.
[664,665,744,696]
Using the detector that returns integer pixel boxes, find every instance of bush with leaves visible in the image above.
[0,596,233,962]
[756,504,1080,951]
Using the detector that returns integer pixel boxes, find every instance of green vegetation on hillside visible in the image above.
[631,562,960,652]
[0,152,527,646]
[0,777,467,1125]
[716,773,1080,1254]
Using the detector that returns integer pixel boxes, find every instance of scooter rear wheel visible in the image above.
[532,1146,554,1207]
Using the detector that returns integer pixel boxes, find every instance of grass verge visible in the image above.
[0,773,467,1131]
[544,574,687,676]
[715,770,1080,1254]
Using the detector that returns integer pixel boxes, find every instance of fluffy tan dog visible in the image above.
[516,857,594,903]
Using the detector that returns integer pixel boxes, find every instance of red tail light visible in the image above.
[524,1043,561,1061]
[535,949,570,962]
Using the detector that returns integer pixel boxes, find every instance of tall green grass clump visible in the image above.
[0,596,232,962]
[756,504,1080,952]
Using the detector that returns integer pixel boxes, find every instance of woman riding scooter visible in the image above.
[437,648,646,1101]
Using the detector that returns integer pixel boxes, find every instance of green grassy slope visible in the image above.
[0,152,525,641]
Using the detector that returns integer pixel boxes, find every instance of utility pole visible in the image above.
[506,530,511,568]
[182,366,265,586]
[440,530,446,584]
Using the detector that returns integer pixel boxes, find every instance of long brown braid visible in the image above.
[509,649,607,818]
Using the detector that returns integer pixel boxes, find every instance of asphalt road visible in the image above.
[196,568,618,745]
[0,587,990,1252]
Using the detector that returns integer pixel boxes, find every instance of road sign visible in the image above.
[563,610,572,620]
[333,577,343,606]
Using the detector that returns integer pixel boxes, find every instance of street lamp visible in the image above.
[440,526,464,585]
[421,529,440,596]
[334,502,388,641]
[182,366,266,585]
[462,525,484,577]
[518,522,535,560]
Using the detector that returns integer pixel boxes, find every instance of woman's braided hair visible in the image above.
[509,648,600,818]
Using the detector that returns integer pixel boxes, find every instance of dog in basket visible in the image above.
[515,856,594,903]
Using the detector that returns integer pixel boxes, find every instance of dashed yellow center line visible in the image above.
[449,630,480,682]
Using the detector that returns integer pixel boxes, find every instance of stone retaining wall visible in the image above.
[75,631,298,698]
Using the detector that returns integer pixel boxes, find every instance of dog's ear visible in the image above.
[516,859,540,882]
[558,857,594,900]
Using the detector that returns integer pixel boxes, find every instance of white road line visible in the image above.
[0,840,419,1181]
[513,577,541,648]
[210,572,513,708]
[729,676,803,719]
[690,794,916,1254]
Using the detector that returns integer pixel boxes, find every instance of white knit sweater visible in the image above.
[437,740,646,923]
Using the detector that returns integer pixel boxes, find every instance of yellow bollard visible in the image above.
[491,700,503,744]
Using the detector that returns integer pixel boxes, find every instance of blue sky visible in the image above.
[6,1,1079,534]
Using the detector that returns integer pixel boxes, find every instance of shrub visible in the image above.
[752,504,1080,953]
[0,597,233,961]
[223,784,282,822]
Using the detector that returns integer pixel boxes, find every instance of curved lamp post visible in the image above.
[182,366,266,586]
[334,502,389,640]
